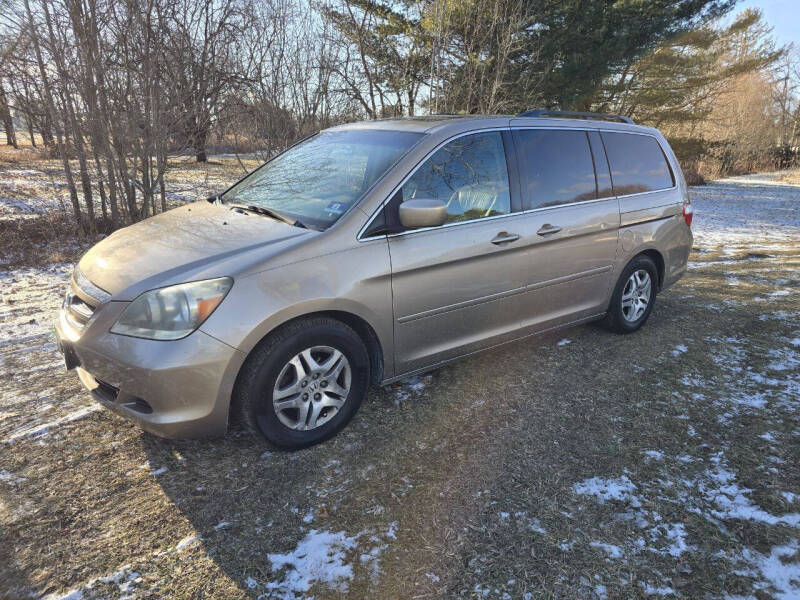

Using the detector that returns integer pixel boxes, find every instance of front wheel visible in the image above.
[234,317,370,449]
[602,255,658,334]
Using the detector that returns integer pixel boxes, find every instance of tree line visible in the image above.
[0,0,797,233]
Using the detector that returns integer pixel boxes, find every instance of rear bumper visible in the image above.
[56,303,246,438]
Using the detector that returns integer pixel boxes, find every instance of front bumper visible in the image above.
[56,300,246,438]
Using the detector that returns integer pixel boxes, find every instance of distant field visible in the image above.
[778,171,800,185]
[1,152,799,599]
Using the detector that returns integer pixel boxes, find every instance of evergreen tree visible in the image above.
[510,0,738,110]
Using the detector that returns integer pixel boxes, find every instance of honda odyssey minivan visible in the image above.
[56,111,693,448]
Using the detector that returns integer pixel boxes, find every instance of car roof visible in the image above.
[329,114,660,137]
[328,115,493,134]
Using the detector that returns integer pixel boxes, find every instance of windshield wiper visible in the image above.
[228,203,307,229]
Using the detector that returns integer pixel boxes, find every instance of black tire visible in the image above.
[234,317,370,449]
[601,255,659,334]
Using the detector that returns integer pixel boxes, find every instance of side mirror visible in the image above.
[398,198,447,229]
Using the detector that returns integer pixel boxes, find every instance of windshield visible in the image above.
[222,129,423,229]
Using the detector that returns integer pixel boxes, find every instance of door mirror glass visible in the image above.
[398,198,448,228]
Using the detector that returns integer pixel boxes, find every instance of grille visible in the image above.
[62,268,111,335]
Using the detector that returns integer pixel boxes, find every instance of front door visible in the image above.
[386,131,527,375]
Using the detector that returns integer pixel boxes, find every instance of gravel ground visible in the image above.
[0,160,798,599]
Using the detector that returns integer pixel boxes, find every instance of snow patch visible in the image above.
[265,530,359,598]
[3,405,102,443]
[735,540,800,600]
[41,564,141,600]
[0,469,25,485]
[388,375,431,405]
[175,535,200,551]
[264,523,397,599]
[651,523,690,557]
[640,582,675,596]
[573,475,641,507]
[643,450,665,461]
[590,541,623,559]
[697,454,800,526]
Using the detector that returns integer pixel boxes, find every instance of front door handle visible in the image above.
[537,224,562,236]
[491,232,520,245]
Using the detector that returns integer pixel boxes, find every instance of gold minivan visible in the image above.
[56,111,693,448]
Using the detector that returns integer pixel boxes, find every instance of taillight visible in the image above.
[683,202,693,227]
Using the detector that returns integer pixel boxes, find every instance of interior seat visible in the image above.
[447,183,509,218]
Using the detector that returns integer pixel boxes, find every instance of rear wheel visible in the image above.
[602,255,658,334]
[235,317,370,449]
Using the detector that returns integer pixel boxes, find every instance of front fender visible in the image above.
[199,239,396,377]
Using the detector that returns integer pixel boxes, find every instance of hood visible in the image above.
[79,201,312,300]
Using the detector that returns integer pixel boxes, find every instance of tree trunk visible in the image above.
[92,151,108,222]
[25,113,36,147]
[157,149,167,213]
[41,115,54,147]
[19,78,37,147]
[194,127,208,162]
[0,83,18,148]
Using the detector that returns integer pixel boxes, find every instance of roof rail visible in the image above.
[517,109,634,125]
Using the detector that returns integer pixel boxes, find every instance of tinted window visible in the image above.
[601,132,674,195]
[513,129,597,209]
[223,129,422,229]
[402,131,510,224]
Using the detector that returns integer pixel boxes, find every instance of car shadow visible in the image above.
[140,373,464,598]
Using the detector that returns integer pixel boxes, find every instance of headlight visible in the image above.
[110,277,232,340]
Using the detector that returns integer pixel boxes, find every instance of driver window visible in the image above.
[401,131,510,224]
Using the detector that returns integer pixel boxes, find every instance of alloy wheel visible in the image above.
[272,346,351,430]
[621,269,652,322]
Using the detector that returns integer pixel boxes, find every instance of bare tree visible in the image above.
[164,0,248,161]
[773,46,800,161]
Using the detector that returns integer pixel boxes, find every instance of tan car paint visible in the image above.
[57,115,693,437]
[78,200,314,299]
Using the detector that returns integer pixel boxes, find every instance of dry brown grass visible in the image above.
[1,241,798,599]
[0,144,50,164]
[0,213,99,269]
[777,170,800,185]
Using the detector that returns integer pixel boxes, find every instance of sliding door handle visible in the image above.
[491,232,520,245]
[537,224,562,236]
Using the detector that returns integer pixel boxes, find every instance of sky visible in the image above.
[735,0,799,48]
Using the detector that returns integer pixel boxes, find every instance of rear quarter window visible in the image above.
[601,132,674,195]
